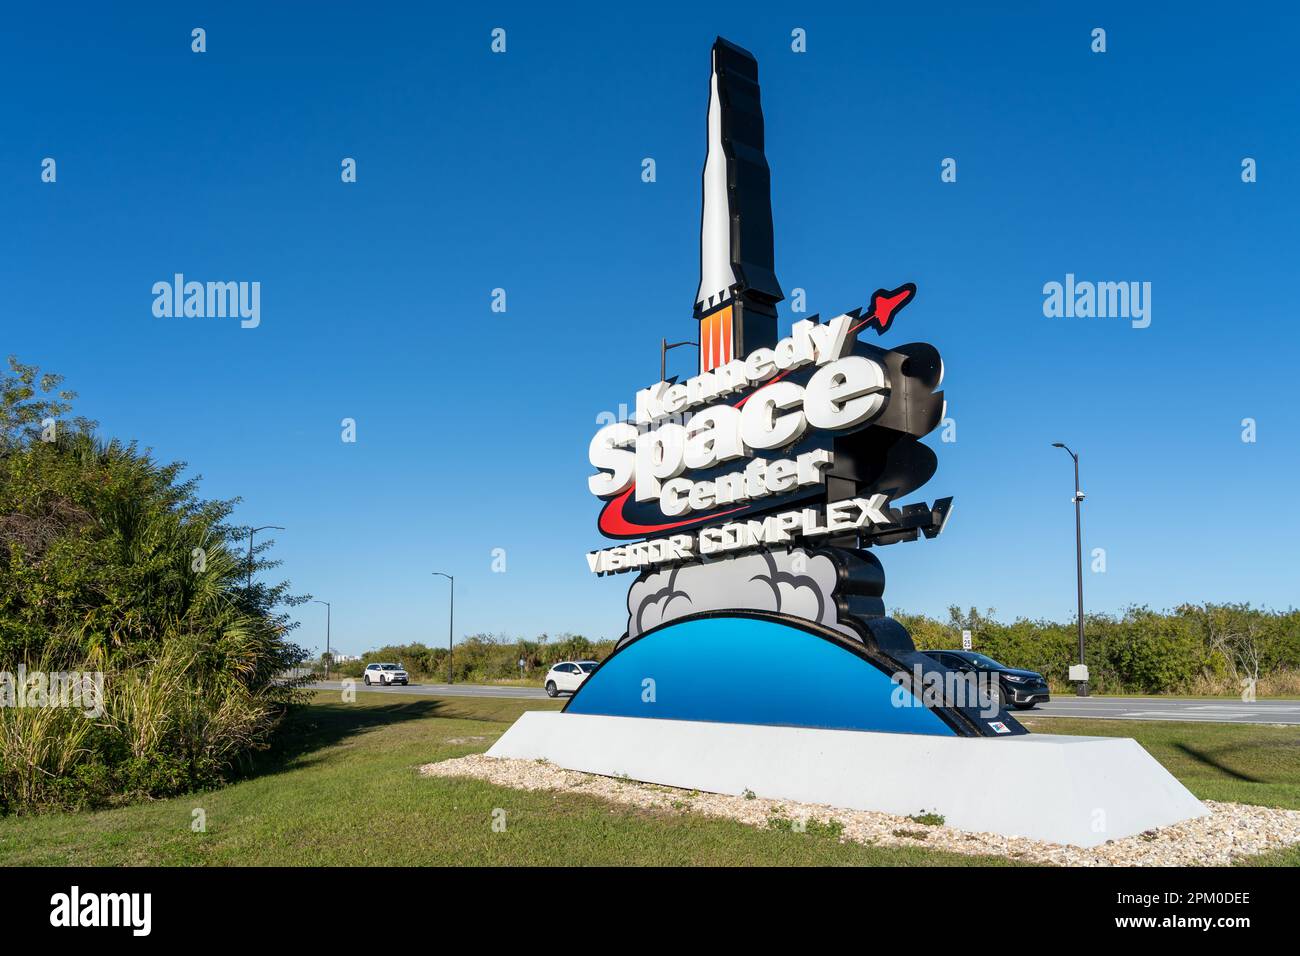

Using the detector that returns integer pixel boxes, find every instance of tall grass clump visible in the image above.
[0,357,308,814]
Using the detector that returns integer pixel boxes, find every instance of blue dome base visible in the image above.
[564,612,960,736]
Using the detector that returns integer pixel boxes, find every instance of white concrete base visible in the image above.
[487,712,1207,848]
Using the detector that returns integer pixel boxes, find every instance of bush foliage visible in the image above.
[898,604,1300,695]
[0,357,308,814]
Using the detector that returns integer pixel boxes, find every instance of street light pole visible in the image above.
[245,525,285,590]
[312,600,331,680]
[1052,443,1088,697]
[432,572,454,684]
[661,338,699,382]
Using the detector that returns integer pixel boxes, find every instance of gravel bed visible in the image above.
[420,754,1300,866]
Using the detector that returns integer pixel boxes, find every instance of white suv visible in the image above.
[544,660,598,697]
[363,663,409,686]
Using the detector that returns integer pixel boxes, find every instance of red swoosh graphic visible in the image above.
[733,368,793,408]
[598,485,749,537]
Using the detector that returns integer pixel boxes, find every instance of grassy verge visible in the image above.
[1019,715,1300,867]
[2,697,1295,867]
[0,692,1016,866]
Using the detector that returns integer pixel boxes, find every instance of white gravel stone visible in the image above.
[419,753,1300,866]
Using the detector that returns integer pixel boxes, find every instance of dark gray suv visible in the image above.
[924,650,1050,710]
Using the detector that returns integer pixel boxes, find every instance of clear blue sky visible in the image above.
[4,3,1297,656]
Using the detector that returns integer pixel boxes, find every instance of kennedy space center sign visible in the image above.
[564,37,1019,739]
[487,37,1214,846]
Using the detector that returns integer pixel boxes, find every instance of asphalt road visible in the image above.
[307,680,549,700]
[1028,695,1300,725]
[307,681,1300,724]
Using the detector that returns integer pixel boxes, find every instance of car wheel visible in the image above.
[545,681,558,698]
[997,686,1010,709]
[364,675,371,686]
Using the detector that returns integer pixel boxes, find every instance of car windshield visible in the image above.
[963,653,1004,669]
[577,662,597,672]
[381,664,399,670]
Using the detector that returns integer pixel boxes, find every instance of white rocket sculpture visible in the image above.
[693,38,784,374]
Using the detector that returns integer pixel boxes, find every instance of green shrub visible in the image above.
[898,603,1299,695]
[0,357,307,814]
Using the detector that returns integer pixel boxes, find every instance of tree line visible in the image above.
[325,633,616,683]
[901,604,1298,696]
[327,603,1299,697]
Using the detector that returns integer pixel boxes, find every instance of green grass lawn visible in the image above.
[1019,715,1300,867]
[0,692,1018,867]
[2,695,1296,866]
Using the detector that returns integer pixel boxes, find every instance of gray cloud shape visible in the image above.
[624,549,855,644]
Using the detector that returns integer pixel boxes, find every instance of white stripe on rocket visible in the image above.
[695,48,737,316]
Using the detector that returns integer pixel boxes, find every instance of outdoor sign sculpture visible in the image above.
[572,37,1013,738]
[489,38,1207,847]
